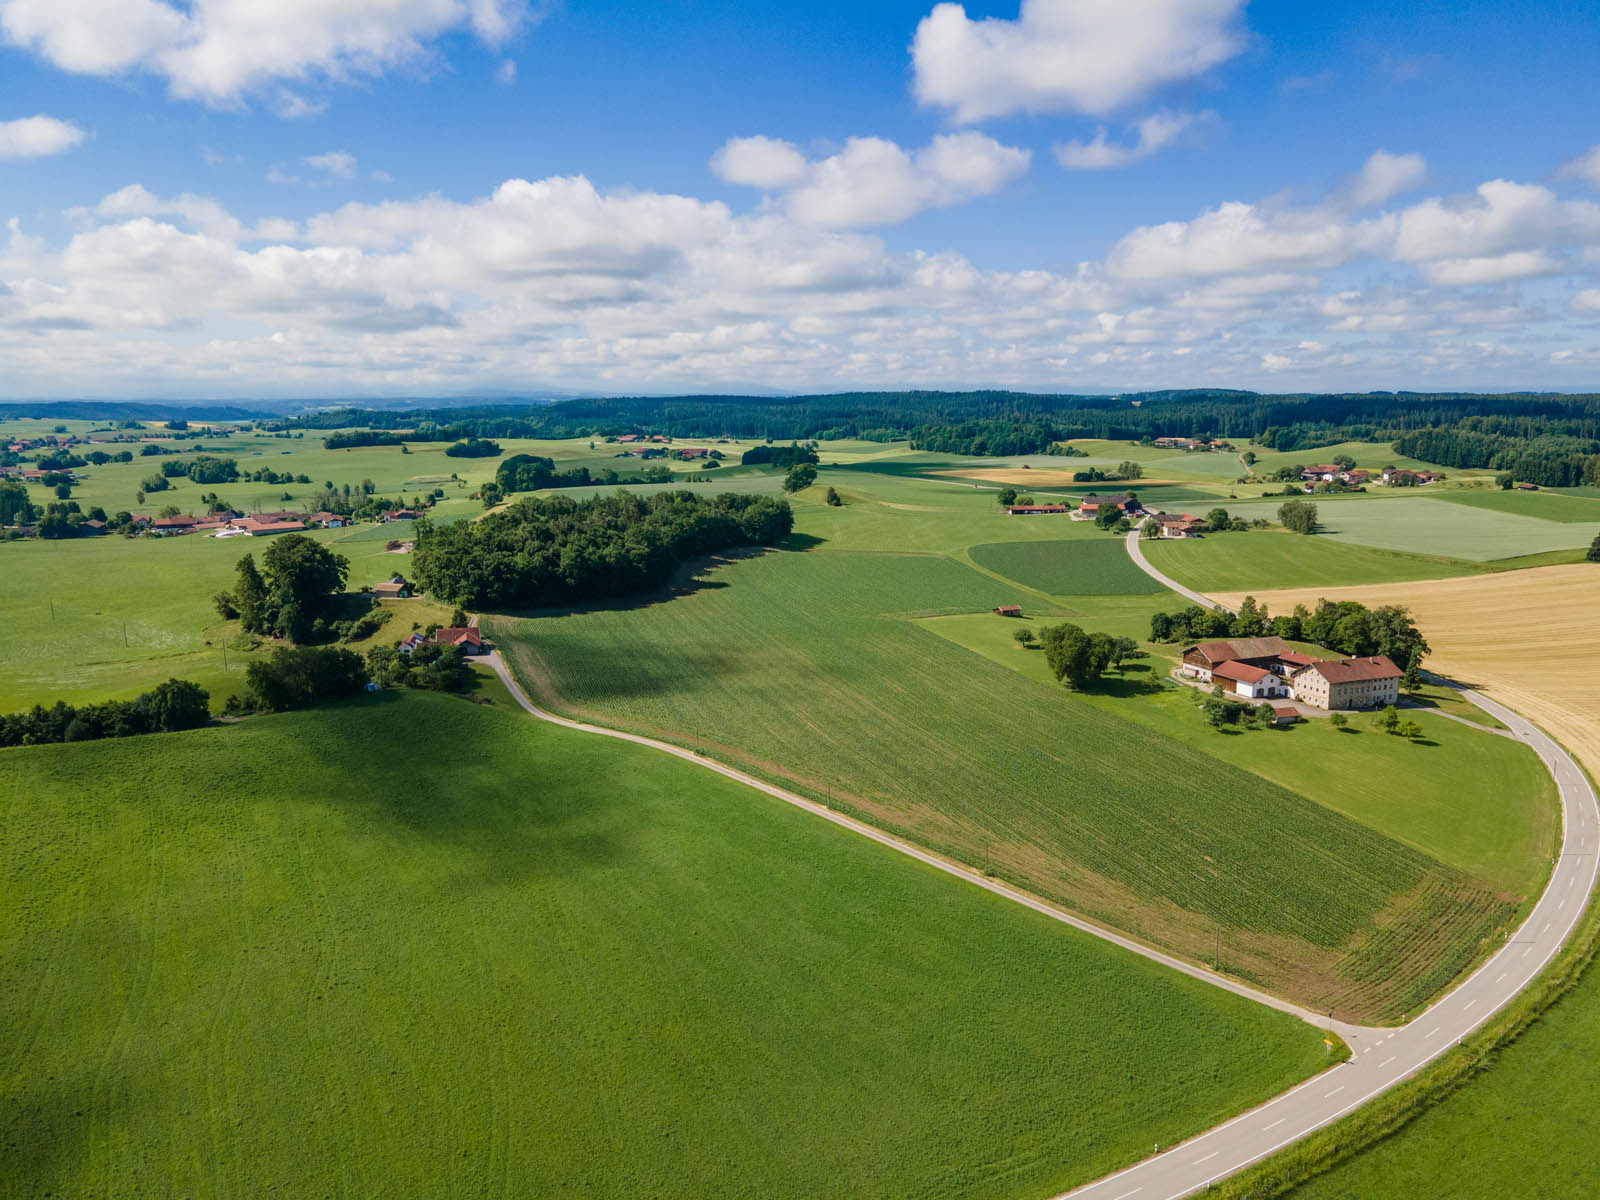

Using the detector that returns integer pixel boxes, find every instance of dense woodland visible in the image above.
[413,491,794,608]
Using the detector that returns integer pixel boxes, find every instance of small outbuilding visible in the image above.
[1270,703,1301,726]
[992,605,1024,617]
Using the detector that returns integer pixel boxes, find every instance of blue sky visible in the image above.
[3,0,1600,397]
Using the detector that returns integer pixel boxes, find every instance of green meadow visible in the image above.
[918,611,1556,898]
[1436,485,1600,523]
[969,537,1166,595]
[1141,530,1482,591]
[0,525,451,711]
[1,692,1330,1200]
[491,483,1518,1022]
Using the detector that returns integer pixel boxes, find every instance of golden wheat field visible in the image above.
[1215,564,1600,780]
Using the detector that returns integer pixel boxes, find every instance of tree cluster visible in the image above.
[1037,622,1141,689]
[1278,499,1320,534]
[366,641,470,692]
[740,443,820,469]
[1149,596,1428,667]
[496,453,673,493]
[229,646,369,713]
[1,679,210,748]
[445,437,503,458]
[217,534,352,643]
[412,490,794,608]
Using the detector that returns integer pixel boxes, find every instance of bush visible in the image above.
[783,463,818,492]
[1279,498,1320,534]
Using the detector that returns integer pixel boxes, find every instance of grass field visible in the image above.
[1436,486,1600,523]
[917,612,1555,899]
[0,691,1331,1199]
[492,546,1516,1022]
[1207,496,1599,561]
[0,526,449,711]
[1289,940,1600,1199]
[1142,530,1483,591]
[969,538,1166,595]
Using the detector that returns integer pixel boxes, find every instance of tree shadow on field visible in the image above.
[265,695,636,883]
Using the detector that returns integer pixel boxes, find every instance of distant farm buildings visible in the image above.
[1152,512,1208,538]
[1006,504,1070,515]
[1073,493,1144,521]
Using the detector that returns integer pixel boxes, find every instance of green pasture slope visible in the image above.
[1290,949,1600,1199]
[0,693,1330,1199]
[491,536,1513,1022]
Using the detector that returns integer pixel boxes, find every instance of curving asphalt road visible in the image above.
[483,524,1599,1200]
[1062,531,1600,1199]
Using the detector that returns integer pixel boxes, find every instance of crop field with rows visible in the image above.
[970,537,1166,595]
[492,545,1515,1022]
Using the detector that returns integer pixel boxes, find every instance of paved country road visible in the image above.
[483,523,1599,1200]
[1071,529,1600,1200]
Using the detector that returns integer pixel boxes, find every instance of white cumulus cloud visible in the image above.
[1347,149,1427,208]
[1055,110,1209,170]
[0,0,537,108]
[912,0,1247,123]
[1557,144,1600,190]
[711,132,1029,228]
[0,113,85,158]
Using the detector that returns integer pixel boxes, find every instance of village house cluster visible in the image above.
[1179,636,1403,714]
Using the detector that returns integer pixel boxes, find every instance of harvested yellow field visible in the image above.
[1215,564,1600,780]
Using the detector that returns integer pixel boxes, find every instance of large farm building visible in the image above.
[1180,637,1402,711]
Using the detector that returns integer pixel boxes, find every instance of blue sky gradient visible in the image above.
[3,0,1599,396]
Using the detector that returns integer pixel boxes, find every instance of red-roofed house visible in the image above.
[434,627,484,654]
[1211,660,1289,699]
[1153,512,1208,538]
[152,515,198,535]
[1289,656,1402,710]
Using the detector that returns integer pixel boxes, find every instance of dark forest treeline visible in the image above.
[281,390,1600,478]
[287,388,1598,440]
[1392,428,1600,487]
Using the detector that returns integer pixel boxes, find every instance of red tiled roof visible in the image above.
[1278,650,1323,667]
[435,627,482,646]
[1189,636,1292,664]
[1213,660,1275,684]
[1271,704,1300,717]
[1297,656,1402,684]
